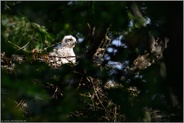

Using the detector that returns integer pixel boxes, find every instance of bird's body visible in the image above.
[48,35,77,68]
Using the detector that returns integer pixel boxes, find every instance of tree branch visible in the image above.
[129,2,146,27]
[84,24,110,60]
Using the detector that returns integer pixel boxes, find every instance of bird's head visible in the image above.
[61,35,77,48]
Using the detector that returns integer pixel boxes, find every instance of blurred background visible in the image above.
[1,1,183,122]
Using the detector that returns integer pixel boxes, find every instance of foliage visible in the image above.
[1,1,183,122]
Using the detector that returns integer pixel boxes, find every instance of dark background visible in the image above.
[1,1,183,121]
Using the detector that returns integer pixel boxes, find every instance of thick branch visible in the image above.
[84,24,110,60]
[129,2,146,27]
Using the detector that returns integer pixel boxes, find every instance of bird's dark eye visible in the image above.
[65,39,72,42]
